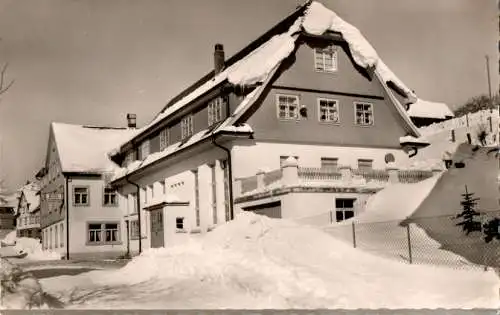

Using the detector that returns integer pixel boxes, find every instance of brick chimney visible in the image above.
[214,43,225,75]
[126,113,137,129]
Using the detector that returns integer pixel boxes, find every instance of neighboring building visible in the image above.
[15,181,41,239]
[0,193,17,239]
[39,122,137,259]
[108,1,436,252]
[406,99,454,127]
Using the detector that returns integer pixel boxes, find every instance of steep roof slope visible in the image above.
[111,1,424,156]
[18,182,40,213]
[51,122,138,174]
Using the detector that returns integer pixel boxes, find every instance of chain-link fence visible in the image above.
[318,210,500,271]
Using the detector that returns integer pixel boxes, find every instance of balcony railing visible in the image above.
[235,162,441,196]
[298,167,342,182]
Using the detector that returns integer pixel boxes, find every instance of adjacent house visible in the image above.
[38,121,137,259]
[407,99,454,127]
[0,193,17,239]
[15,181,41,239]
[108,1,437,252]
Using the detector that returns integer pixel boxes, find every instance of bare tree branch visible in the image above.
[0,62,14,95]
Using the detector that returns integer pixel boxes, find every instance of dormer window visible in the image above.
[159,128,169,151]
[181,114,194,139]
[140,140,150,160]
[208,97,225,126]
[314,46,338,73]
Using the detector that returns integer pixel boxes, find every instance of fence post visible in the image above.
[451,129,455,142]
[352,221,357,248]
[406,224,413,264]
[466,133,472,144]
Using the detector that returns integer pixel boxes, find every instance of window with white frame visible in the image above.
[314,46,338,72]
[130,220,140,239]
[181,115,194,139]
[159,128,169,151]
[357,159,373,170]
[335,198,355,222]
[73,186,89,206]
[321,157,338,169]
[140,140,150,160]
[276,94,299,120]
[87,222,119,244]
[103,187,118,206]
[318,98,340,123]
[354,102,374,126]
[176,217,184,230]
[208,97,225,126]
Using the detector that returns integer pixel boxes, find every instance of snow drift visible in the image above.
[1,233,60,261]
[41,212,499,309]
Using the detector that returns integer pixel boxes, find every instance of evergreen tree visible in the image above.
[483,217,500,243]
[455,185,482,235]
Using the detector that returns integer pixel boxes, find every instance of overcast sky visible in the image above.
[0,0,497,192]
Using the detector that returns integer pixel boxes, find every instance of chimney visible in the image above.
[126,113,137,129]
[214,43,225,75]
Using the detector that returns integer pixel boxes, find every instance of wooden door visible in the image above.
[150,208,164,248]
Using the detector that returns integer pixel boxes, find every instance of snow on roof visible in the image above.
[303,1,416,99]
[111,0,422,166]
[399,135,430,146]
[407,99,454,119]
[52,122,138,174]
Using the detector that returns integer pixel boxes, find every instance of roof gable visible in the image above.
[51,122,137,174]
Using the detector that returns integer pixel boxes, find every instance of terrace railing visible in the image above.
[298,167,342,182]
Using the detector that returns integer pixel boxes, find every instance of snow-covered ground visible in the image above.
[38,212,499,310]
[0,231,61,261]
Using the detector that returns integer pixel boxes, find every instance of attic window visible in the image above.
[181,115,194,139]
[208,97,225,126]
[314,46,338,73]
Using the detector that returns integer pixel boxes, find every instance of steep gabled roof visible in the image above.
[51,122,138,175]
[111,0,427,182]
[15,182,40,214]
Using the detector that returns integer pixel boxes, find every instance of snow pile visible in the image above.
[220,123,253,133]
[351,174,441,223]
[42,212,499,309]
[408,99,454,119]
[0,259,46,310]
[11,237,61,261]
[2,230,17,246]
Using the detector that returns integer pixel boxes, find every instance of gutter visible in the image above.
[125,176,142,254]
[211,135,235,221]
[65,176,70,260]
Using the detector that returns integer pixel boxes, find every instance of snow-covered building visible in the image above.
[38,122,137,259]
[406,99,454,127]
[15,181,41,239]
[108,1,438,250]
[0,193,17,235]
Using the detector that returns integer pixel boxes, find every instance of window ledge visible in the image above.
[85,241,123,246]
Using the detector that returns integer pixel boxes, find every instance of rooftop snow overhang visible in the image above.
[143,200,190,211]
[399,136,430,149]
[110,129,253,187]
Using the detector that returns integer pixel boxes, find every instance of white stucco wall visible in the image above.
[232,141,410,179]
[67,178,125,256]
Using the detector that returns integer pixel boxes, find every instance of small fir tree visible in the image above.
[455,185,482,235]
[483,217,500,243]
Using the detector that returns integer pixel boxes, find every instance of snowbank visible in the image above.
[1,259,45,310]
[2,230,17,246]
[1,235,61,261]
[41,212,499,309]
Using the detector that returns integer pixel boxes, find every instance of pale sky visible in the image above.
[0,0,497,192]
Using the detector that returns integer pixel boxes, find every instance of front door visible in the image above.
[150,208,164,248]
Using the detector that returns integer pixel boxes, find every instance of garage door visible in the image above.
[243,201,282,218]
